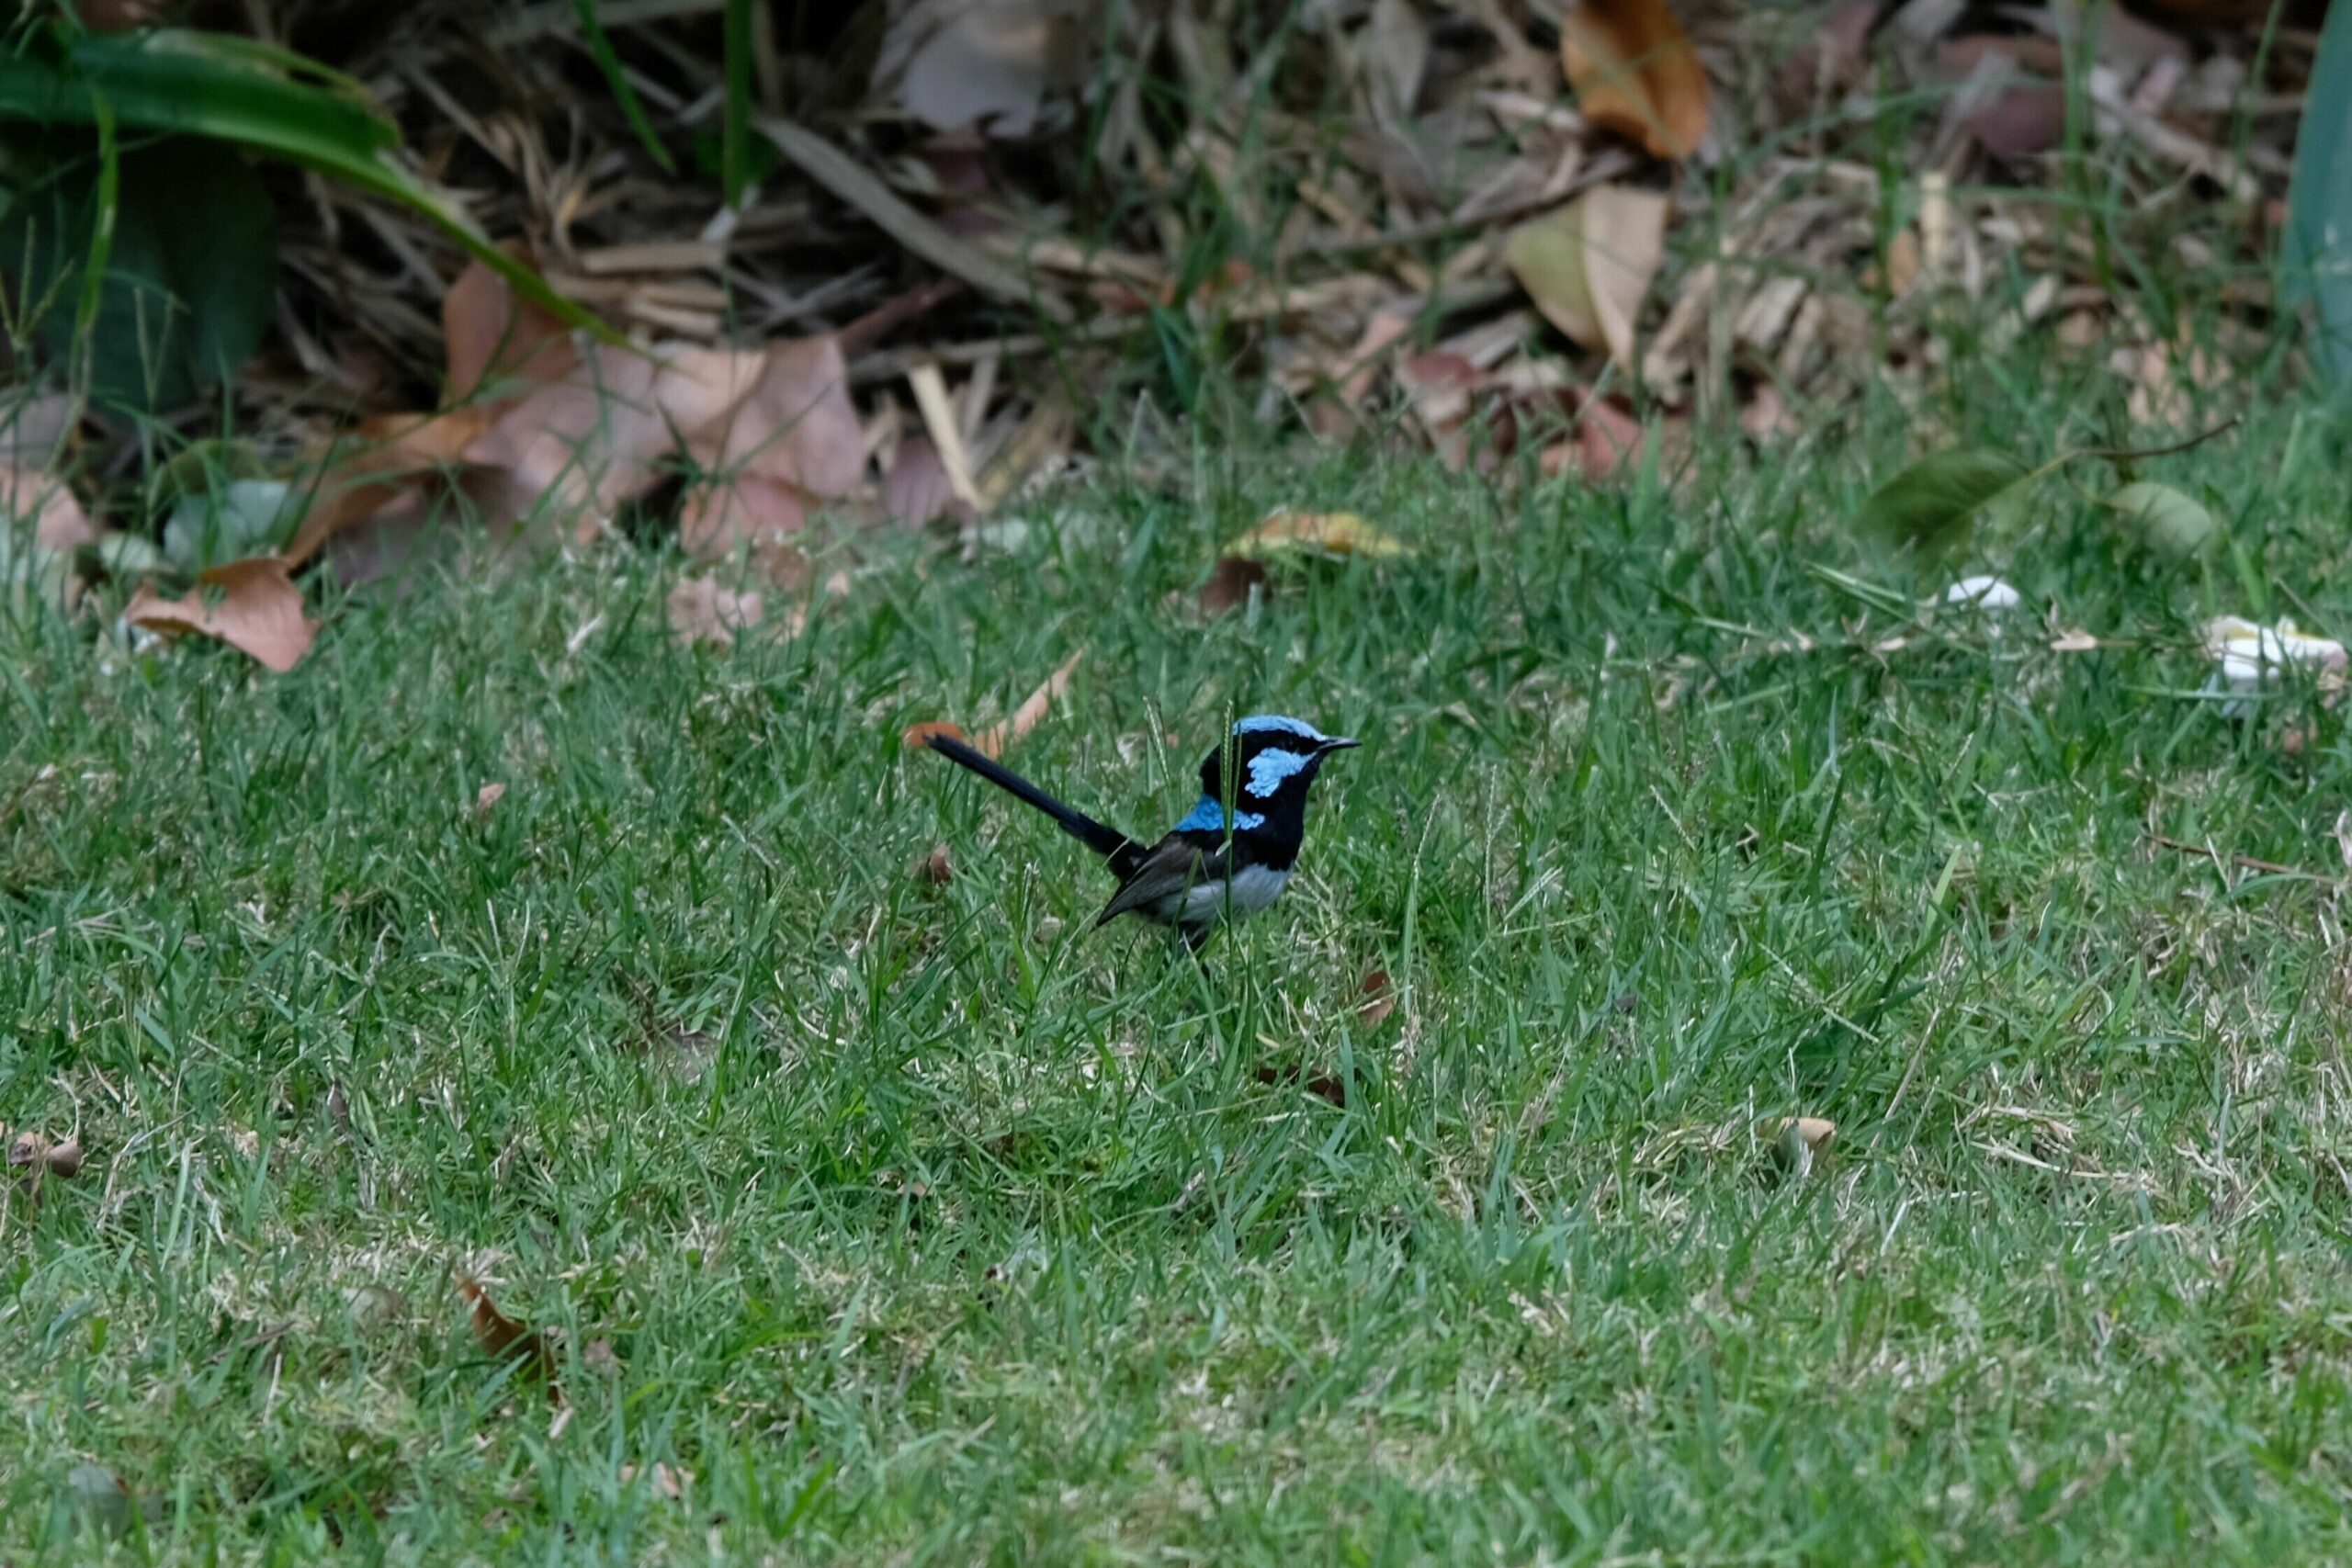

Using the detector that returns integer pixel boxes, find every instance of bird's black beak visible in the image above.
[1320,736,1361,753]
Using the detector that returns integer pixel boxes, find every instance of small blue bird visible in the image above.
[924,715,1359,950]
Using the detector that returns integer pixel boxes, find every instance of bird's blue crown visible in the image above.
[1172,715,1353,838]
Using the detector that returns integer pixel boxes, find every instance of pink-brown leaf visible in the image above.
[125,557,316,673]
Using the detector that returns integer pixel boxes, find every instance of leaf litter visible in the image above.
[0,0,2313,680]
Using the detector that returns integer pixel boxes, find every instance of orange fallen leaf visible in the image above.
[975,650,1083,757]
[455,1274,559,1393]
[125,557,316,673]
[902,719,971,750]
[914,843,955,886]
[1559,0,1710,160]
[1504,186,1668,369]
[1357,968,1398,1028]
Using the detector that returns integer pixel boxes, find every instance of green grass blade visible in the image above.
[571,0,676,175]
[721,0,753,209]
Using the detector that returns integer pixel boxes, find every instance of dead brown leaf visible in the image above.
[902,719,971,750]
[1504,186,1668,369]
[619,1462,694,1500]
[880,0,1086,137]
[1761,1115,1836,1176]
[284,410,490,569]
[680,335,865,554]
[666,575,766,648]
[0,459,97,551]
[464,344,763,532]
[1195,554,1269,616]
[915,842,955,885]
[1558,0,1710,160]
[455,1273,559,1393]
[1357,968,1398,1028]
[444,254,579,410]
[8,1131,84,1179]
[881,435,969,529]
[1253,1062,1348,1106]
[582,1337,620,1374]
[475,782,507,816]
[125,557,317,673]
[975,649,1083,756]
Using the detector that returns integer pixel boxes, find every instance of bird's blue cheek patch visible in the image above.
[1175,795,1265,833]
[1246,748,1311,797]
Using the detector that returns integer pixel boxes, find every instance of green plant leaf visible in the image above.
[164,478,299,572]
[2288,0,2352,395]
[1855,449,2032,556]
[2099,479,2221,560]
[1,137,275,412]
[0,25,614,346]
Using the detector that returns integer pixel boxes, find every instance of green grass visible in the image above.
[9,366,2352,1562]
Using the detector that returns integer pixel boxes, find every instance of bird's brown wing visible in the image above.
[1093,833,1226,927]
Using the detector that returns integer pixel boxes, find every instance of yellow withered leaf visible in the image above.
[1227,510,1410,561]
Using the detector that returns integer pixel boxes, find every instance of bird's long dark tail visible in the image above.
[924,734,1142,869]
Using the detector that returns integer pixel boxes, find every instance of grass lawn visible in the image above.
[9,372,2352,1562]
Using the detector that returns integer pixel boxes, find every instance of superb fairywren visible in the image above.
[924,715,1359,950]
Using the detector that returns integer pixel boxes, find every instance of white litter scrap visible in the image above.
[1939,576,2021,610]
[2202,615,2348,717]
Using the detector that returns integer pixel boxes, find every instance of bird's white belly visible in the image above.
[1166,863,1290,926]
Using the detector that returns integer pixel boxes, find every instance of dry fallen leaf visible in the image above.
[619,1461,694,1500]
[345,1282,408,1333]
[443,252,579,409]
[1254,1062,1348,1106]
[1194,554,1269,616]
[8,1131,84,1179]
[915,842,955,886]
[1,459,98,551]
[976,649,1084,757]
[1558,0,1710,160]
[284,410,490,569]
[125,557,317,673]
[1504,186,1668,369]
[1761,1115,1836,1177]
[2050,628,2100,652]
[582,1337,620,1374]
[1227,510,1410,561]
[879,0,1085,136]
[902,719,971,750]
[455,1273,559,1393]
[465,344,763,532]
[666,575,766,649]
[475,782,507,816]
[679,335,865,554]
[1357,968,1398,1028]
[881,434,969,529]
